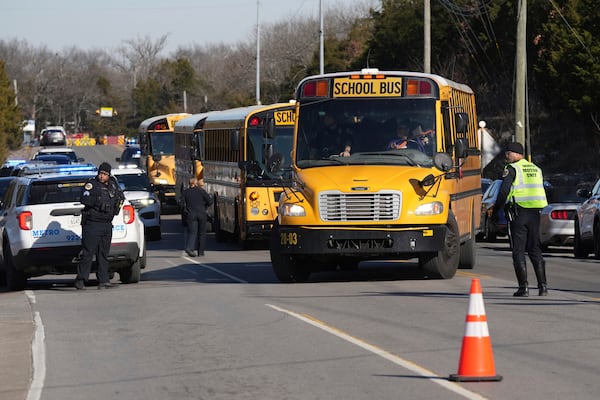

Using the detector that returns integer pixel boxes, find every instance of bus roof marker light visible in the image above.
[361,68,380,75]
[315,80,329,97]
[407,79,419,96]
[249,116,261,127]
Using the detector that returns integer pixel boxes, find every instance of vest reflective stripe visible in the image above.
[506,159,548,208]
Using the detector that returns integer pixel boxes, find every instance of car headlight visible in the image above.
[139,198,156,206]
[280,203,306,217]
[415,201,444,215]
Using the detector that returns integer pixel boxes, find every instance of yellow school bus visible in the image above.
[270,69,481,282]
[138,113,190,207]
[193,103,295,245]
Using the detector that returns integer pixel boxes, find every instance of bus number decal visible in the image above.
[333,78,402,98]
[280,232,298,246]
[274,110,295,125]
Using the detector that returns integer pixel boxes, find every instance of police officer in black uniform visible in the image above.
[182,178,213,257]
[74,162,125,290]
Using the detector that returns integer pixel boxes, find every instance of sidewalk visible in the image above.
[0,290,34,400]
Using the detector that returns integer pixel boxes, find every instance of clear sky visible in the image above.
[2,0,371,54]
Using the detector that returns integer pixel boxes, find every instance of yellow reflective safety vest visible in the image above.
[506,158,548,209]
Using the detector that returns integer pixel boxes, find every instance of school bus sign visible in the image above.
[333,77,403,97]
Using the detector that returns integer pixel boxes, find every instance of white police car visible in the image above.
[113,166,161,240]
[0,164,146,291]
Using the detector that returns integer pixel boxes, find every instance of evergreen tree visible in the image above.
[0,60,23,163]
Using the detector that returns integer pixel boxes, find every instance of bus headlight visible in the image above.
[280,203,306,217]
[415,201,444,215]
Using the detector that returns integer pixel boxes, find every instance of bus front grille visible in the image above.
[318,191,401,222]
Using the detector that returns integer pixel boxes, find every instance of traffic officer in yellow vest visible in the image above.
[493,142,548,296]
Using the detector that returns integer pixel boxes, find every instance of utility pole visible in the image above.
[319,0,324,74]
[256,0,261,105]
[515,0,527,152]
[424,0,431,73]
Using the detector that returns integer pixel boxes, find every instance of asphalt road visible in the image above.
[1,144,599,400]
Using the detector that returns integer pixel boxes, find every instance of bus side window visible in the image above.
[441,101,453,152]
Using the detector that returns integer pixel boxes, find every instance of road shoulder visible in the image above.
[0,291,34,400]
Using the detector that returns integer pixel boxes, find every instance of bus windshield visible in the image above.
[149,132,174,155]
[296,98,436,168]
[246,126,294,182]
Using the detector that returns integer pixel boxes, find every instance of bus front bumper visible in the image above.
[273,225,448,257]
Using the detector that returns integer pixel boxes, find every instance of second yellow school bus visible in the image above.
[178,103,296,246]
[270,69,482,282]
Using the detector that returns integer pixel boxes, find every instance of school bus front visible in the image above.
[270,69,481,282]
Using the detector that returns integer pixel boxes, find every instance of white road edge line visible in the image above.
[182,256,248,283]
[266,303,489,400]
[25,291,46,400]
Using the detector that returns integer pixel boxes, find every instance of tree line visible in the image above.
[1,0,599,175]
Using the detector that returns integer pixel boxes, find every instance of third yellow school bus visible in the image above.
[270,69,482,282]
[138,113,191,207]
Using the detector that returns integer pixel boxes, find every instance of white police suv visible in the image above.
[113,166,161,240]
[0,164,146,291]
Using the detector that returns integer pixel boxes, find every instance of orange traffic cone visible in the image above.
[449,278,502,382]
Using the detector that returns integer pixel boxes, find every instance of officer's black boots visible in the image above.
[513,261,529,297]
[74,279,86,290]
[533,260,548,296]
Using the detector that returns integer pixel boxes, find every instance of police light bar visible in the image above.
[3,159,27,166]
[19,163,98,176]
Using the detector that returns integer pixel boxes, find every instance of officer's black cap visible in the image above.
[98,162,112,174]
[505,142,524,155]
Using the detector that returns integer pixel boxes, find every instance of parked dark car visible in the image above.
[40,127,66,146]
[31,154,72,164]
[477,179,508,242]
[116,145,142,168]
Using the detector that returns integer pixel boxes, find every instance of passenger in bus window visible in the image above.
[315,114,353,157]
[388,121,410,150]
[407,124,434,155]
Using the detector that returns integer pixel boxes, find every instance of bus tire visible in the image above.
[269,225,310,283]
[459,216,476,269]
[213,201,226,243]
[419,211,459,279]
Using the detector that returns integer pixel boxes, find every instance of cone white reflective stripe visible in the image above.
[467,293,486,317]
[464,321,490,338]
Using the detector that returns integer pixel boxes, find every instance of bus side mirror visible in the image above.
[152,154,162,162]
[433,152,453,172]
[454,138,468,159]
[263,143,273,164]
[455,112,468,134]
[230,130,240,151]
[265,117,276,139]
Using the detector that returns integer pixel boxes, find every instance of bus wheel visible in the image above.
[459,217,476,269]
[419,211,459,279]
[213,203,226,243]
[269,226,310,283]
